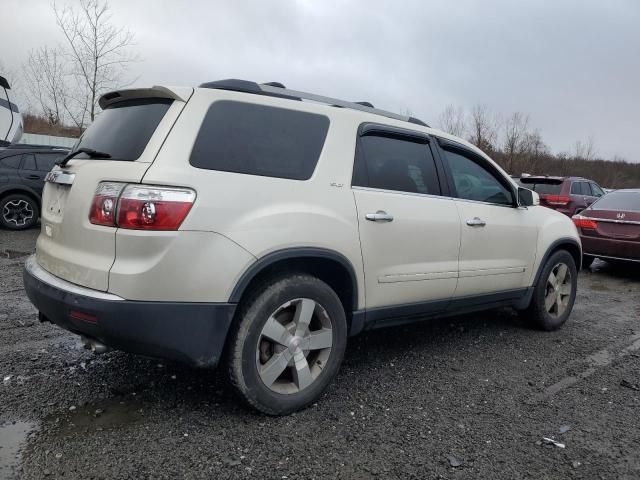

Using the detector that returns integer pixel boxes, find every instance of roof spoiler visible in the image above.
[99,86,194,109]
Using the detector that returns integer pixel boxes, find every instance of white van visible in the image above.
[0,75,23,146]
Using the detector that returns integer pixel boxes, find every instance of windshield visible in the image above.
[72,98,172,161]
[591,191,640,212]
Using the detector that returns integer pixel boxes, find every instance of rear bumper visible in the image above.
[23,255,236,367]
[581,236,640,262]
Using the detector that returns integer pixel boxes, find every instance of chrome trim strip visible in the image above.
[45,170,75,185]
[25,255,124,301]
[378,271,458,283]
[585,253,640,264]
[459,266,527,278]
[351,186,517,208]
[588,217,640,226]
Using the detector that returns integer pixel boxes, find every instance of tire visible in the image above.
[524,250,577,331]
[0,194,39,230]
[228,273,347,415]
[582,255,594,270]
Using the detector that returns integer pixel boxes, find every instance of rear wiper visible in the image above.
[56,148,111,167]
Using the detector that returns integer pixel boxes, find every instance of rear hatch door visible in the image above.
[36,87,192,291]
[520,177,564,207]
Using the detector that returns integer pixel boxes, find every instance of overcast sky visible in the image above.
[2,0,639,161]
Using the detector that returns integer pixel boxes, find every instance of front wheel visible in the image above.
[524,250,577,331]
[228,274,347,415]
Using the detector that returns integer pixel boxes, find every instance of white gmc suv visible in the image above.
[23,80,581,415]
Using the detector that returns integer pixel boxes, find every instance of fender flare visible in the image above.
[228,247,359,309]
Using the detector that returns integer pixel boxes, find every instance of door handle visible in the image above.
[26,174,41,180]
[365,211,394,222]
[466,217,486,227]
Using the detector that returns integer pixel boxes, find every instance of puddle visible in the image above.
[0,420,37,478]
[0,250,30,260]
[54,398,143,435]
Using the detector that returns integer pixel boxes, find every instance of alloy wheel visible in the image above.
[2,200,34,227]
[256,298,333,394]
[545,262,572,318]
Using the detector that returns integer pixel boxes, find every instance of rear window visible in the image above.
[72,98,172,161]
[521,179,562,195]
[591,191,640,212]
[190,101,330,180]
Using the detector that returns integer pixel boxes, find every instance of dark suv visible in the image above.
[519,176,606,217]
[0,145,69,230]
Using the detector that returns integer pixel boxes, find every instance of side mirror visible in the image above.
[518,187,539,207]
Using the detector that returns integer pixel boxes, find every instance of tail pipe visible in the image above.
[80,336,110,354]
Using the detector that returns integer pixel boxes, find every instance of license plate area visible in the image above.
[44,183,72,220]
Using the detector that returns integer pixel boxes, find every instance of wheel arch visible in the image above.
[229,247,359,323]
[0,185,42,208]
[532,238,582,286]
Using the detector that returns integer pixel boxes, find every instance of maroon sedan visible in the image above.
[572,189,640,268]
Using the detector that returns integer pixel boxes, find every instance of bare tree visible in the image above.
[22,47,67,125]
[573,135,596,161]
[467,104,498,153]
[519,129,547,174]
[54,0,138,124]
[438,104,466,137]
[502,111,530,173]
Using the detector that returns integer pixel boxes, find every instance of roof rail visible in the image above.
[198,79,430,128]
[5,143,71,150]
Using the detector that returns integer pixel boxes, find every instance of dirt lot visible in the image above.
[1,228,639,479]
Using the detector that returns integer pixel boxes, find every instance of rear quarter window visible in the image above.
[189,101,330,180]
[72,98,172,161]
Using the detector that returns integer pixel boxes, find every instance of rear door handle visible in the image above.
[365,211,394,222]
[26,174,41,180]
[466,217,486,227]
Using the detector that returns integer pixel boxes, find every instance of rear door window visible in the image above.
[190,101,330,180]
[72,98,172,161]
[570,182,582,194]
[353,134,441,195]
[21,154,36,171]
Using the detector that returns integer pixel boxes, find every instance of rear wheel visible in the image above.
[524,250,577,331]
[228,274,347,415]
[0,194,39,230]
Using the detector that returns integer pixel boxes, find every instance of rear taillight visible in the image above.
[89,182,196,231]
[573,214,598,230]
[117,185,196,230]
[543,195,571,206]
[89,182,125,226]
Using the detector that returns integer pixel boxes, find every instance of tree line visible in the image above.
[438,105,639,189]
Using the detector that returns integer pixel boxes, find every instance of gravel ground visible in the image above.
[1,227,639,479]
